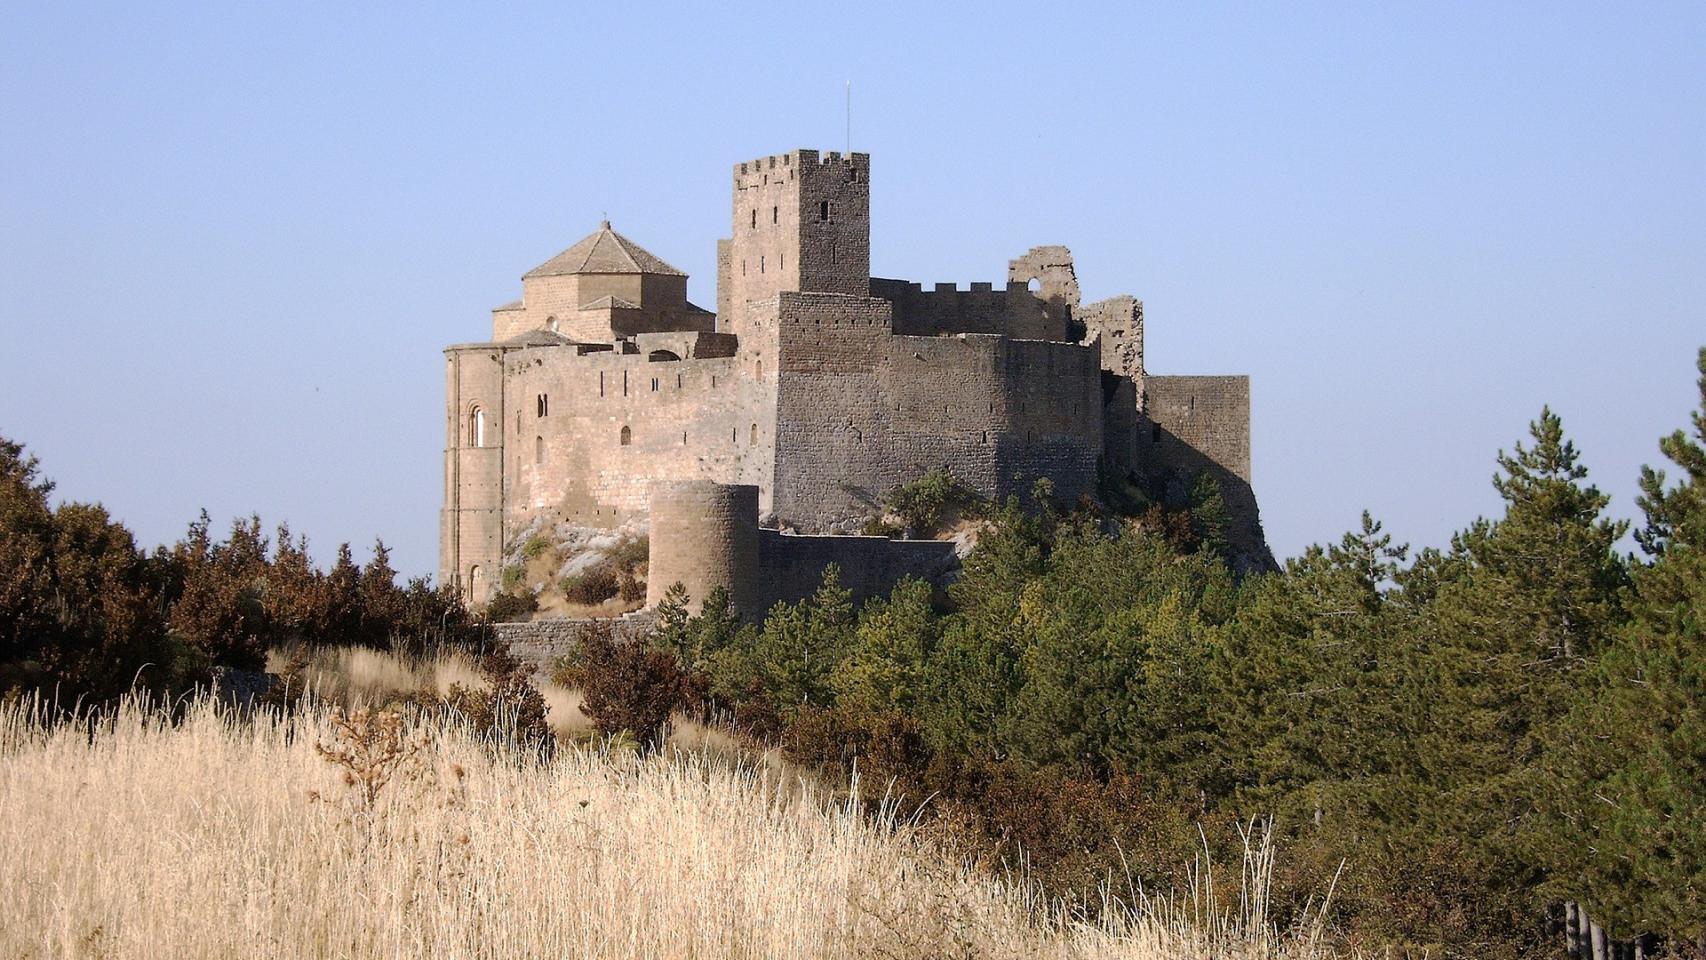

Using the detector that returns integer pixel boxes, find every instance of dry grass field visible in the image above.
[0,654,1341,959]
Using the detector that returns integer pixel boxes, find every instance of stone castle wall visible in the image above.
[499,341,775,532]
[1140,375,1269,566]
[759,292,1104,531]
[869,278,1064,340]
[440,345,508,598]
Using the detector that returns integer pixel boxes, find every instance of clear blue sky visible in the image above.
[3,1,1701,578]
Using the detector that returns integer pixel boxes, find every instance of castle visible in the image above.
[441,148,1266,614]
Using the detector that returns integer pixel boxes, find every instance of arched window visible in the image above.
[468,565,483,599]
[620,425,632,446]
[470,407,485,447]
[749,423,758,446]
[534,435,544,464]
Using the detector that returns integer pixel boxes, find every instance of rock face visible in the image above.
[442,147,1268,608]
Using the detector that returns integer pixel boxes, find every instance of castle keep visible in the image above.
[442,148,1265,610]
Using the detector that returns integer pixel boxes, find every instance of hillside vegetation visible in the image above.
[0,692,1330,960]
[3,347,1705,958]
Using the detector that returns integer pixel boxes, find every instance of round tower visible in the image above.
[646,481,761,616]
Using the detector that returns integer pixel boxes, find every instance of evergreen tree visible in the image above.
[1395,408,1629,947]
[1546,348,1706,942]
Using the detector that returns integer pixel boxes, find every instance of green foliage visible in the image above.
[886,470,985,538]
[519,534,552,561]
[1,432,483,704]
[499,563,527,593]
[1188,470,1232,562]
[484,591,538,622]
[1542,349,1706,941]
[560,562,620,606]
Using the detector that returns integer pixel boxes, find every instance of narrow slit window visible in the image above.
[534,435,543,463]
[771,205,778,224]
[620,425,632,447]
[470,407,485,447]
[750,209,757,229]
[818,200,831,222]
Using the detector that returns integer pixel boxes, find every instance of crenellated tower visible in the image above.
[716,150,870,340]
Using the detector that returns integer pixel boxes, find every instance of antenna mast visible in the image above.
[845,80,851,154]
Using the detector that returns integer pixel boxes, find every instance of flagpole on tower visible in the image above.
[845,81,851,155]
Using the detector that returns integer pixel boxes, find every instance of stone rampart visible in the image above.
[870,278,1064,341]
[493,611,660,675]
[756,530,958,613]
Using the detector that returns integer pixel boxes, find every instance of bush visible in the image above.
[484,591,537,623]
[887,470,984,538]
[437,647,551,749]
[577,623,685,746]
[561,563,620,606]
[519,534,552,561]
[500,563,527,594]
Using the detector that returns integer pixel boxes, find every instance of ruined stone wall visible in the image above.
[441,344,509,602]
[1078,295,1145,381]
[500,337,775,533]
[1140,375,1269,566]
[760,291,1104,531]
[869,278,1064,340]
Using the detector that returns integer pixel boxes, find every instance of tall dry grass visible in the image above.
[0,692,1338,959]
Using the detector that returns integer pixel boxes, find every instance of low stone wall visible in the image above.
[756,531,958,613]
[493,611,658,675]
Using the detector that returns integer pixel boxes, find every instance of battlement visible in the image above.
[730,150,866,191]
[869,277,1064,340]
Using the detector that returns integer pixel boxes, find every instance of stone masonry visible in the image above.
[441,147,1269,610]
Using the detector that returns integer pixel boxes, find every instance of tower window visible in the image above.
[749,423,758,446]
[469,407,485,447]
[750,209,757,229]
[650,377,659,392]
[534,435,544,463]
[760,256,765,274]
[818,200,832,222]
[772,205,778,224]
[620,425,632,446]
[536,394,548,417]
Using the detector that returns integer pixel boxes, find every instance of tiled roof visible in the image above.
[523,221,686,279]
[499,329,572,347]
[579,295,642,311]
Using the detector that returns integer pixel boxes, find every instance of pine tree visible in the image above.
[1396,408,1629,947]
[1547,348,1706,943]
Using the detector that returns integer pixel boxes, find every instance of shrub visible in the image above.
[561,563,620,606]
[438,647,551,749]
[499,563,527,594]
[484,591,537,623]
[519,534,552,561]
[887,470,984,538]
[577,623,685,746]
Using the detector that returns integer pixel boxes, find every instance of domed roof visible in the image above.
[522,221,686,279]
